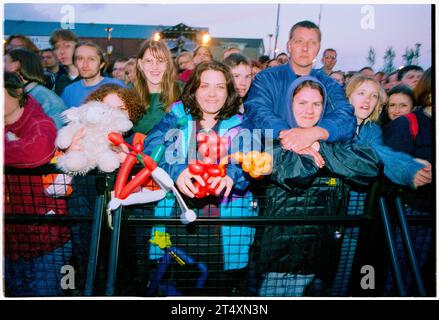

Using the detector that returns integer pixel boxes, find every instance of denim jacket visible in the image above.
[355,122,424,187]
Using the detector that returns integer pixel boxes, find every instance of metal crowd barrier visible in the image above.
[3,165,110,297]
[106,172,376,297]
[378,179,434,297]
[3,165,435,297]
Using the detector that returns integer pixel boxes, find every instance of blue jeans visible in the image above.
[4,241,72,297]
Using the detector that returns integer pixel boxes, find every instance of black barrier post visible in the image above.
[106,207,122,296]
[394,196,427,296]
[378,196,407,296]
[84,193,105,296]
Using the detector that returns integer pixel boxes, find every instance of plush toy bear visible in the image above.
[55,101,133,175]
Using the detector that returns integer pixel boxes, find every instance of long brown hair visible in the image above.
[182,61,241,121]
[7,49,45,85]
[134,40,180,112]
[414,67,431,108]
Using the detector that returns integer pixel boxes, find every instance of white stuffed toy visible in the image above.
[56,101,133,175]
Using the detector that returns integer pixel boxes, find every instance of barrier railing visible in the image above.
[378,179,434,297]
[105,173,374,297]
[3,165,434,297]
[3,165,110,297]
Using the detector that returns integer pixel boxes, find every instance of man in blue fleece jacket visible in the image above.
[244,20,356,164]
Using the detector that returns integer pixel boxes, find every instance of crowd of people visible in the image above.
[3,19,433,297]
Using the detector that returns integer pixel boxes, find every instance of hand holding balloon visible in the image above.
[224,151,273,178]
[185,161,227,198]
[176,167,206,198]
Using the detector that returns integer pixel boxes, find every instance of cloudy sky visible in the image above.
[4,1,433,71]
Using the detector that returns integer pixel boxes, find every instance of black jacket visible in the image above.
[256,141,381,283]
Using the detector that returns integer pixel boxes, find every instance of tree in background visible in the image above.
[402,47,414,66]
[366,47,376,68]
[413,43,421,65]
[402,43,421,66]
[382,46,396,73]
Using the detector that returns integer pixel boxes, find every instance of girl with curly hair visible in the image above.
[85,83,143,123]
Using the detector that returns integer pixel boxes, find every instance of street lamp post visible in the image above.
[105,27,113,62]
[268,34,273,58]
[153,32,161,42]
[273,4,280,59]
[201,33,211,46]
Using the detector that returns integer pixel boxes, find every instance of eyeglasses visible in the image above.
[141,57,167,67]
[324,55,337,60]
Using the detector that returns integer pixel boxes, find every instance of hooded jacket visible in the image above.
[269,76,381,188]
[255,76,380,284]
[244,64,356,141]
[283,75,328,129]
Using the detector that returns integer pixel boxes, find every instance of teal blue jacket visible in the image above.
[26,84,67,130]
[144,101,256,270]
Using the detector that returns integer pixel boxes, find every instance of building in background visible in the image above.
[209,37,265,60]
[5,20,264,61]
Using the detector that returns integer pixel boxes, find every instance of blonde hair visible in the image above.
[345,74,387,123]
[134,40,180,112]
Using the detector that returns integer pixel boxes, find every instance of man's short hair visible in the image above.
[359,66,374,73]
[382,70,398,85]
[330,70,345,77]
[289,20,321,41]
[114,57,129,64]
[222,47,241,60]
[397,65,424,81]
[49,29,79,47]
[41,48,54,54]
[223,53,250,69]
[258,55,270,64]
[322,48,337,57]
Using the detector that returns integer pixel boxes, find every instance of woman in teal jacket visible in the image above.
[143,61,256,295]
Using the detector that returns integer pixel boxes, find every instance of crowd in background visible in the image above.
[3,20,433,297]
